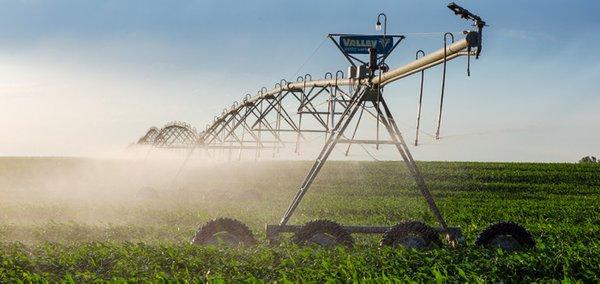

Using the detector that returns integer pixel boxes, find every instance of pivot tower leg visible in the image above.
[279,86,451,243]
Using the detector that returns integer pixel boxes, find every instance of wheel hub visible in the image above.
[307,233,338,247]
[206,231,242,246]
[489,234,521,251]
[394,235,428,249]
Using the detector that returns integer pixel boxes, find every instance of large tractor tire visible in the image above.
[380,221,442,249]
[292,219,354,248]
[475,221,535,251]
[191,218,257,246]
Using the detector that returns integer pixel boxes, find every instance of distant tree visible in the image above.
[579,156,598,164]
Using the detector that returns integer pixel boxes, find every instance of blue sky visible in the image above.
[0,0,598,161]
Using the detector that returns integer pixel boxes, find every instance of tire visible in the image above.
[380,221,442,249]
[475,221,535,251]
[292,220,354,248]
[191,218,257,246]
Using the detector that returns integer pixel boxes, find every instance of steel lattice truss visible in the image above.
[137,127,160,145]
[150,122,199,148]
[135,36,476,160]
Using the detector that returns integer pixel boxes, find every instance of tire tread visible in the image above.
[475,221,535,248]
[292,219,354,247]
[191,218,257,246]
[380,221,442,248]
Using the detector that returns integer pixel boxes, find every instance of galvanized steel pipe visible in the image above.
[222,37,473,122]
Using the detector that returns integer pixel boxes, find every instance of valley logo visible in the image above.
[339,35,394,55]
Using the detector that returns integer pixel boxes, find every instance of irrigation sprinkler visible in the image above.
[136,3,535,251]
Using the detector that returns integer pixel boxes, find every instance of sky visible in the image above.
[0,0,598,162]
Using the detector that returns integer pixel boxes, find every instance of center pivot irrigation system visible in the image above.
[135,3,535,250]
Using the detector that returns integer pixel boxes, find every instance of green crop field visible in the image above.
[0,157,599,282]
